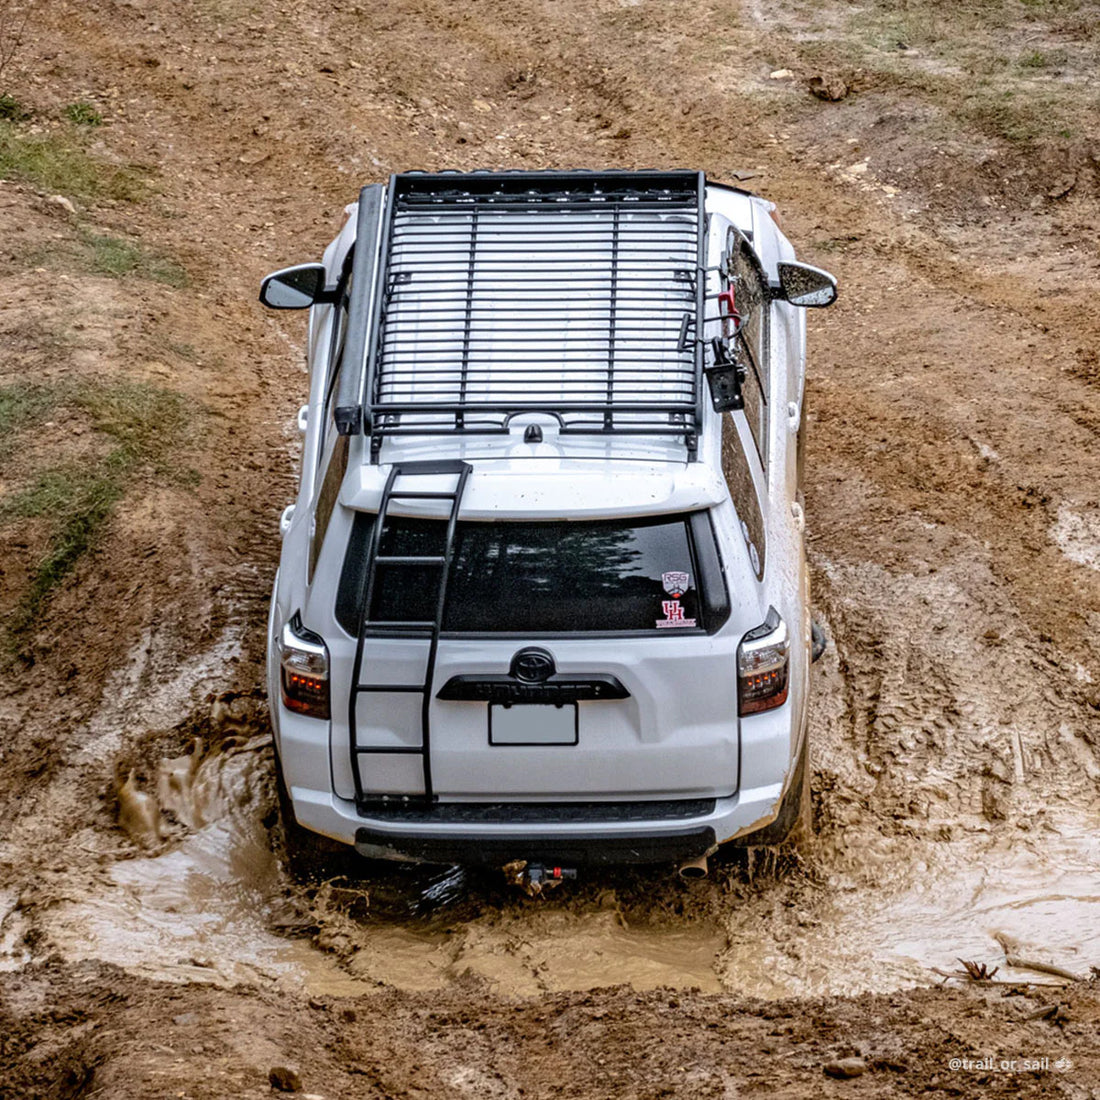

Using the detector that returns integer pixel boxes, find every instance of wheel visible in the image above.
[271,742,359,881]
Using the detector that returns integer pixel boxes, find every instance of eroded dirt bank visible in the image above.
[2,0,1099,1095]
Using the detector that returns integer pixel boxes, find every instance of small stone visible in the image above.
[47,194,77,214]
[808,74,849,101]
[269,1066,303,1092]
[824,1057,867,1079]
[171,1012,197,1026]
[472,98,492,112]
[1047,174,1076,199]
[769,68,795,80]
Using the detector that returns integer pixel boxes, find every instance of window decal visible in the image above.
[656,599,697,629]
[662,571,690,598]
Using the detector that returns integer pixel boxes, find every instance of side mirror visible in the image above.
[259,263,331,310]
[774,262,837,308]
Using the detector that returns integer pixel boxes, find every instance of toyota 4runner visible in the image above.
[260,169,836,875]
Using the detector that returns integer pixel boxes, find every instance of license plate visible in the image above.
[489,703,578,746]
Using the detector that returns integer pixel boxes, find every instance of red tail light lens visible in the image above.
[738,610,789,716]
[280,618,330,719]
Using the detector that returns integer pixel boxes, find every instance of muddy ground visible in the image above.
[1,0,1099,1096]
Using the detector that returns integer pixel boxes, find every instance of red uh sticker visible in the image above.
[657,599,697,629]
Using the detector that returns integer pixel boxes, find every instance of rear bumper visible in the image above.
[274,696,801,865]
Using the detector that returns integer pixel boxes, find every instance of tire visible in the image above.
[735,732,811,847]
[271,742,359,881]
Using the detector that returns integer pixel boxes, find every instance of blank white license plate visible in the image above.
[489,703,578,746]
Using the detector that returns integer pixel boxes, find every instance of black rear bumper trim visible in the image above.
[354,825,717,866]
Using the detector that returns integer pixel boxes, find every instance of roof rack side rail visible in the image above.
[334,182,385,436]
[693,171,707,445]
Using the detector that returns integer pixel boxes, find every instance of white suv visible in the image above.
[261,170,835,876]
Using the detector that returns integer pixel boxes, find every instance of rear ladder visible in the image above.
[347,459,472,806]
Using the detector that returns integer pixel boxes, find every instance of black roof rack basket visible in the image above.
[337,170,707,461]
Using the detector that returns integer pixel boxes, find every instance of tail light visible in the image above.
[738,609,789,716]
[280,617,330,719]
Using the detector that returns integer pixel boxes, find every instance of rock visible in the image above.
[1047,174,1076,199]
[824,1057,868,1079]
[769,68,795,80]
[472,98,493,112]
[47,194,77,214]
[269,1066,303,1092]
[808,74,849,101]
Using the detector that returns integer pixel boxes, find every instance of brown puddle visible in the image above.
[30,738,727,996]
[717,817,1100,998]
[341,912,726,996]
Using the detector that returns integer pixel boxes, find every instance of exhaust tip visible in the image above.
[677,853,709,880]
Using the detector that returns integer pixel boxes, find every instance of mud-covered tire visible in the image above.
[272,743,359,880]
[735,733,811,847]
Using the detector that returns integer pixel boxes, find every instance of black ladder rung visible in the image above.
[393,460,470,475]
[360,619,437,630]
[354,745,425,755]
[385,490,462,500]
[353,683,427,694]
[373,555,447,566]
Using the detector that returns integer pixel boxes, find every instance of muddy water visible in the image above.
[24,739,374,992]
[340,914,726,995]
[718,815,1100,998]
[25,737,727,995]
[28,729,1098,1000]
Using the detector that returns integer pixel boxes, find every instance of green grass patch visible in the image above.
[1019,49,1052,68]
[961,86,1072,142]
[0,461,126,641]
[84,232,188,286]
[62,102,103,127]
[0,94,30,122]
[0,383,56,449]
[23,229,189,287]
[0,119,145,202]
[0,380,197,651]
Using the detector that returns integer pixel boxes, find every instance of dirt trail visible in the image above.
[2,0,1100,1095]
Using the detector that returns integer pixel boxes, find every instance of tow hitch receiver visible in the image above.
[503,860,578,897]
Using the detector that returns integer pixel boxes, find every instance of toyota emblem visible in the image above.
[510,647,556,683]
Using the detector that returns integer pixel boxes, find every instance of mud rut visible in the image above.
[2,0,1100,1095]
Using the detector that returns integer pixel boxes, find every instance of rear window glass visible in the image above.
[336,512,723,635]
